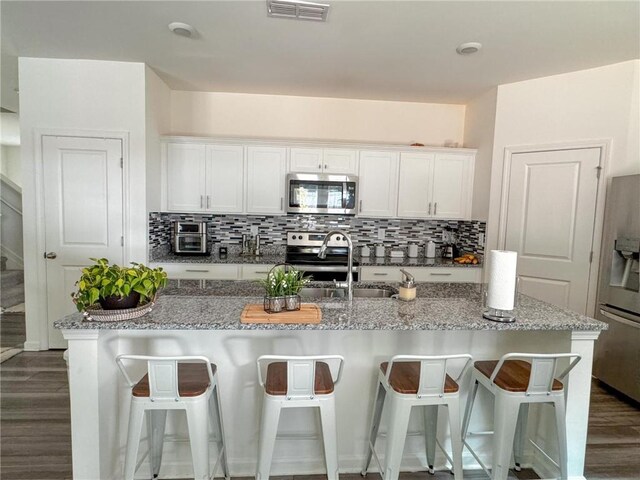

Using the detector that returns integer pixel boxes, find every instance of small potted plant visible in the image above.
[72,258,168,312]
[260,265,310,313]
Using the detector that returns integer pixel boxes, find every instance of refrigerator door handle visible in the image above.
[600,305,640,329]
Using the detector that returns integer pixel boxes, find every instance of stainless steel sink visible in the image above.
[299,287,395,299]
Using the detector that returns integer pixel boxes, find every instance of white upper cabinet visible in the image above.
[431,153,473,219]
[166,143,207,212]
[397,152,435,218]
[289,148,323,173]
[246,146,287,214]
[290,147,358,174]
[358,151,399,217]
[397,151,473,219]
[207,145,244,213]
[165,143,244,213]
[322,149,358,174]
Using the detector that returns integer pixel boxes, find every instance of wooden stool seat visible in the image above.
[474,360,564,393]
[265,361,334,395]
[380,361,459,394]
[133,363,216,397]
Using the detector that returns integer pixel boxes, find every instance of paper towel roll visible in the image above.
[486,250,518,310]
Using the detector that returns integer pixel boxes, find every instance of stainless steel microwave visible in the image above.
[286,173,358,215]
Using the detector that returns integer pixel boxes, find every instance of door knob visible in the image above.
[44,252,57,259]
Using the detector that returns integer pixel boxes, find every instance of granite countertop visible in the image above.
[151,252,482,268]
[55,281,606,332]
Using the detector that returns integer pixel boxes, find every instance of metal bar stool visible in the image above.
[116,355,229,480]
[256,355,345,480]
[362,354,473,480]
[461,353,581,480]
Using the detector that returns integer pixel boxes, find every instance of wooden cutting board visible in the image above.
[240,304,322,324]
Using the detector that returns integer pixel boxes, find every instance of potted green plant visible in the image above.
[260,266,310,313]
[71,258,168,312]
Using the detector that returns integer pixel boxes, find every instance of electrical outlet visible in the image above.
[378,228,385,240]
[250,225,258,236]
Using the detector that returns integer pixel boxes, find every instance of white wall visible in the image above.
[1,145,21,187]
[463,88,497,221]
[19,57,147,350]
[485,60,640,255]
[171,90,466,146]
[145,66,171,215]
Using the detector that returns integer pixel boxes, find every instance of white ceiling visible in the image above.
[1,0,639,112]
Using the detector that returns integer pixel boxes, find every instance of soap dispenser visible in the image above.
[399,269,416,301]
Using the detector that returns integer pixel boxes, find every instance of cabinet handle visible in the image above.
[318,164,322,169]
[207,195,211,209]
[428,202,432,215]
[373,273,388,276]
[359,200,363,212]
[280,197,284,210]
[430,272,452,276]
[324,164,328,169]
[254,271,270,274]
[186,269,209,273]
[434,202,437,215]
[200,195,204,208]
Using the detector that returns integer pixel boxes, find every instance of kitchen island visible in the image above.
[56,282,605,480]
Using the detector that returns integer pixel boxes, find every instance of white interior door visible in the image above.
[504,147,601,314]
[43,136,124,348]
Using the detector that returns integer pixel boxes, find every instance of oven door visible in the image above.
[174,234,207,254]
[286,173,357,215]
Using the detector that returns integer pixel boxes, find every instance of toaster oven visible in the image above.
[172,221,209,254]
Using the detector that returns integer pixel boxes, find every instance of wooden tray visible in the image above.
[241,303,321,324]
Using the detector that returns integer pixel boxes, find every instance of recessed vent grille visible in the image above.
[267,0,330,21]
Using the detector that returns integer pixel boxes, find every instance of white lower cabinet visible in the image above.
[360,266,482,283]
[152,263,240,280]
[152,263,281,280]
[240,265,277,280]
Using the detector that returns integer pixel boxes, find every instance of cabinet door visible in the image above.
[358,151,399,217]
[207,145,244,213]
[151,263,240,280]
[323,149,358,174]
[246,146,287,214]
[431,153,473,219]
[166,143,207,212]
[397,152,435,218]
[290,148,323,173]
[360,266,403,282]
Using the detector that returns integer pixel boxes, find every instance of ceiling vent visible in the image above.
[267,0,330,21]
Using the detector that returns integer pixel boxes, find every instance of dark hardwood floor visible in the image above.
[1,351,638,479]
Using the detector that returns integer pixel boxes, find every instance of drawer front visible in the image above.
[152,263,240,280]
[360,266,404,282]
[241,265,276,280]
[409,267,482,283]
[360,266,482,283]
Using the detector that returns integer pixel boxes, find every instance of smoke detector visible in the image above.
[267,0,330,21]
[168,22,196,38]
[456,42,482,55]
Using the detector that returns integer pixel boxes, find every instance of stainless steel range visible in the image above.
[285,231,359,282]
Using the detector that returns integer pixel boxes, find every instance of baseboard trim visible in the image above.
[23,340,42,351]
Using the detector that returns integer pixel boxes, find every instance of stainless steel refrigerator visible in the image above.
[593,174,640,402]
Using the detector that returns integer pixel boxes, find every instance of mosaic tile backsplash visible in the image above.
[149,212,486,257]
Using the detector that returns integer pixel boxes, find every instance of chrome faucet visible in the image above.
[318,229,354,301]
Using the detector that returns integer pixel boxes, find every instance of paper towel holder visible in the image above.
[482,277,519,323]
